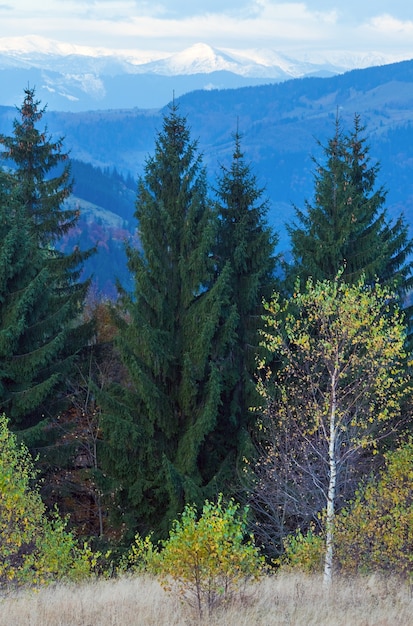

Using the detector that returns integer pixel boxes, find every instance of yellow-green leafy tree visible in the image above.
[255,274,409,587]
[125,495,266,618]
[0,414,93,587]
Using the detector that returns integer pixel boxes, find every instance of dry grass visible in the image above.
[0,572,412,625]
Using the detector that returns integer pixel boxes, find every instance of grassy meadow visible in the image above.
[0,572,412,625]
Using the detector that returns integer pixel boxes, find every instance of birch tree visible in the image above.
[255,274,409,586]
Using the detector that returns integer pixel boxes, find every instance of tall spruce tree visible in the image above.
[0,87,76,244]
[0,88,93,429]
[208,130,278,482]
[287,114,413,298]
[0,173,60,424]
[99,103,236,538]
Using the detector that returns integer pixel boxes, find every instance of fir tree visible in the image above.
[207,130,278,485]
[287,114,413,298]
[0,174,62,423]
[0,88,93,428]
[99,104,236,537]
[0,87,75,244]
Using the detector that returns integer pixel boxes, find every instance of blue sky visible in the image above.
[0,1,412,57]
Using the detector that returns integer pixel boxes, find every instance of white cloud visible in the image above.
[353,12,413,51]
[85,2,341,50]
[1,1,413,56]
[368,14,413,35]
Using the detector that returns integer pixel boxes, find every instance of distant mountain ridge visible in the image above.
[1,55,413,294]
[0,36,410,111]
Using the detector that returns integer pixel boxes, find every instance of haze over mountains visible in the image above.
[0,35,408,111]
[1,37,413,295]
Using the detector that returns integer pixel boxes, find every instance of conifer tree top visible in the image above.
[287,113,413,299]
[0,86,75,244]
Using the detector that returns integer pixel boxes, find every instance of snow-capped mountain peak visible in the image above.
[0,35,105,57]
[131,43,245,75]
[0,35,410,112]
[0,35,405,78]
[0,35,168,65]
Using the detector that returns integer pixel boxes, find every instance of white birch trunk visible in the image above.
[323,369,337,589]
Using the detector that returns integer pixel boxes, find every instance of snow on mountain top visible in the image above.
[0,35,167,64]
[133,43,251,75]
[0,35,105,57]
[128,42,322,78]
[291,48,413,70]
[0,36,409,79]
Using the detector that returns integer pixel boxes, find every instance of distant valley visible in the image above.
[1,56,413,295]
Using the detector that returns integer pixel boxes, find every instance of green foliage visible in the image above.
[334,441,413,577]
[0,183,66,423]
[287,114,413,304]
[281,527,325,574]
[260,274,408,448]
[0,414,93,587]
[98,103,236,539]
[252,274,410,580]
[210,130,278,484]
[282,442,413,577]
[119,533,160,575]
[129,495,266,618]
[0,87,93,429]
[0,87,74,243]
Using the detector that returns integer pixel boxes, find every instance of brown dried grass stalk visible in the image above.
[0,572,412,625]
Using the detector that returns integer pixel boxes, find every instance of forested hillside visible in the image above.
[1,58,413,291]
[2,64,413,594]
[66,161,136,296]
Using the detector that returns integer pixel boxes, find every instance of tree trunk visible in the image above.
[324,369,338,588]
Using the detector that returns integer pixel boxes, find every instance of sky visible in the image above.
[0,1,413,59]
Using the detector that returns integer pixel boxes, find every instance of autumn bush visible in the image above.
[281,440,413,577]
[124,495,266,618]
[281,526,325,573]
[0,414,94,588]
[334,440,413,576]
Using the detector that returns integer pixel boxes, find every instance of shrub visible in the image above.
[0,414,93,588]
[334,441,413,576]
[119,532,160,574]
[281,526,325,573]
[125,495,266,618]
[281,441,413,578]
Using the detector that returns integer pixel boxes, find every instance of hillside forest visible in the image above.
[2,86,413,591]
